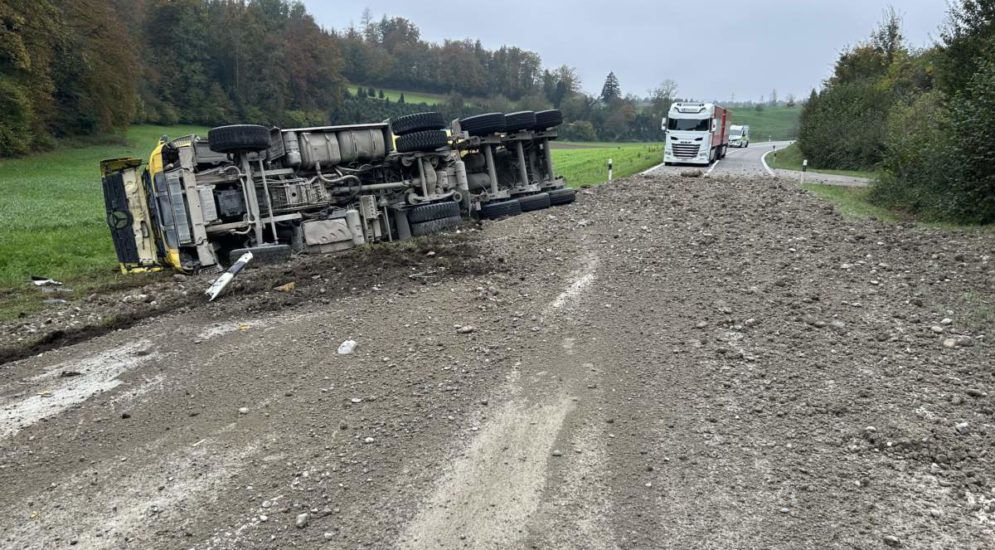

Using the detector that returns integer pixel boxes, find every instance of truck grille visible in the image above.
[672,144,701,159]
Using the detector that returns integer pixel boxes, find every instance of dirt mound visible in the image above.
[0,173,992,549]
[0,229,497,365]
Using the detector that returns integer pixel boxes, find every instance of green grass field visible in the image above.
[731,105,801,142]
[552,143,662,187]
[0,125,208,303]
[771,142,877,179]
[350,86,448,106]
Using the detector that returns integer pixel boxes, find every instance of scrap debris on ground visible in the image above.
[0,174,992,549]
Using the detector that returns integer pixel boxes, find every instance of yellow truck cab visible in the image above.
[99,155,162,273]
[101,135,215,273]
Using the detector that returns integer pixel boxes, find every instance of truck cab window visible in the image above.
[667,118,711,132]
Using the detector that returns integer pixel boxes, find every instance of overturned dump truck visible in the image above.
[100,110,573,274]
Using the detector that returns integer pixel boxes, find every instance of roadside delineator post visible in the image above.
[801,159,808,185]
[608,158,614,182]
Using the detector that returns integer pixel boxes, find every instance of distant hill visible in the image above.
[728,106,801,142]
[349,86,447,106]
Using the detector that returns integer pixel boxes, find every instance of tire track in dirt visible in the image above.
[2,431,260,548]
[398,251,609,549]
[0,340,162,438]
[398,396,575,548]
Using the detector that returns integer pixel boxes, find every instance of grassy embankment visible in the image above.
[801,184,895,220]
[0,125,656,317]
[770,142,877,179]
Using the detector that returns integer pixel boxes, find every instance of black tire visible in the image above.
[479,199,522,220]
[533,110,563,130]
[548,188,576,206]
[411,215,461,237]
[460,113,506,137]
[208,125,271,154]
[518,192,551,212]
[391,112,446,136]
[396,130,449,153]
[407,200,461,224]
[504,111,537,133]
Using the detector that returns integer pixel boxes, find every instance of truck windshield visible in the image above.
[667,118,711,132]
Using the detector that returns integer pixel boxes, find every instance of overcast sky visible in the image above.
[302,0,950,101]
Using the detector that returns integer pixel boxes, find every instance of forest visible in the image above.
[0,0,679,157]
[798,1,995,223]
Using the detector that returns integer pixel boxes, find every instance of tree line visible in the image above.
[799,1,995,224]
[0,0,678,157]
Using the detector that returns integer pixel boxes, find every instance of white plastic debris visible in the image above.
[337,340,358,355]
[205,252,253,301]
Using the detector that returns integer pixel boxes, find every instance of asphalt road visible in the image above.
[1,174,992,549]
[644,141,871,186]
[644,141,792,178]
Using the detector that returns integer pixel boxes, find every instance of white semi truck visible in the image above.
[662,102,731,166]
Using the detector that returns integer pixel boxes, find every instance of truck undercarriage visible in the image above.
[100,110,574,274]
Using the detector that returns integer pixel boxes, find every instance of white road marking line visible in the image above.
[640,163,663,175]
[760,148,777,178]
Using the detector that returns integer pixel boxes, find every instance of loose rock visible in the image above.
[296,512,309,528]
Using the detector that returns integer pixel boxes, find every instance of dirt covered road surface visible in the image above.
[1,174,993,549]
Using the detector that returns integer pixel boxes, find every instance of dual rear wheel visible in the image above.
[479,188,576,220]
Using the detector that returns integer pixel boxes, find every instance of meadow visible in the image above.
[0,126,208,295]
[730,105,801,141]
[349,86,449,106]
[552,143,662,187]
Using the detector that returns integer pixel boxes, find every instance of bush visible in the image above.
[870,92,957,215]
[872,55,995,223]
[948,53,995,222]
[799,81,892,171]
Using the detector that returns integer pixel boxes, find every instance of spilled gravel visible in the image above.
[0,174,992,549]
